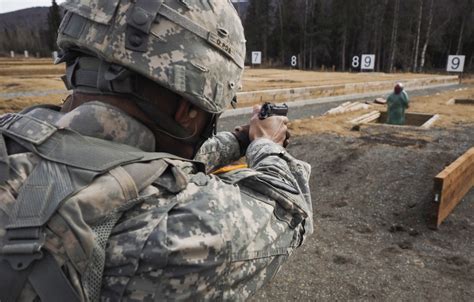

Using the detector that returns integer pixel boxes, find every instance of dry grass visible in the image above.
[0,58,456,91]
[0,65,65,76]
[0,58,472,136]
[242,68,450,91]
[0,76,65,92]
[0,94,67,114]
[0,59,65,92]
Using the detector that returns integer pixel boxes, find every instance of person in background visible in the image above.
[386,82,410,125]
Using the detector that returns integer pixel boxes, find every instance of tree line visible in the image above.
[0,0,61,57]
[243,0,474,72]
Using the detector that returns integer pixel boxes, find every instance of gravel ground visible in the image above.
[251,124,474,301]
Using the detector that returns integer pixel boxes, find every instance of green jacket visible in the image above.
[386,91,409,125]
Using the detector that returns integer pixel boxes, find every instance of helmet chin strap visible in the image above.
[62,52,217,155]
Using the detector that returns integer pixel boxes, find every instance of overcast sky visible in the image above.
[0,0,65,14]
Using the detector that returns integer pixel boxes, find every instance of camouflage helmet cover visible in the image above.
[57,0,246,113]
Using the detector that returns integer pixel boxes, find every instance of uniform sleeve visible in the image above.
[103,140,313,301]
[245,138,313,234]
[194,131,241,172]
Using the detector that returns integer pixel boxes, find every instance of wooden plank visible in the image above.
[420,114,440,129]
[349,111,380,124]
[454,99,474,105]
[434,147,474,226]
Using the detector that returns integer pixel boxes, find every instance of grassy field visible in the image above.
[0,57,458,92]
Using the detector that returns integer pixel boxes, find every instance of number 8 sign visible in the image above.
[447,55,465,72]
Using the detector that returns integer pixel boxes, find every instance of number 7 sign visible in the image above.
[251,51,262,65]
[447,55,465,72]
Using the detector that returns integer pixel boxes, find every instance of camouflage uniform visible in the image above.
[0,102,312,301]
[0,0,313,300]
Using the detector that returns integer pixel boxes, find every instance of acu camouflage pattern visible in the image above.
[58,0,246,113]
[0,102,313,301]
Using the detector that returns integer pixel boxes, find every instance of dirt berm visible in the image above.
[252,125,474,301]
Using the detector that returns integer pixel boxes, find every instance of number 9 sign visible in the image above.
[447,55,465,72]
[361,55,375,70]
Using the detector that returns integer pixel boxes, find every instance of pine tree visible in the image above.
[47,0,62,51]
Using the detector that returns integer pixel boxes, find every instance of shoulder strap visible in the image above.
[0,133,9,183]
[0,112,204,172]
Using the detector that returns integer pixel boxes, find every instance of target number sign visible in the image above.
[352,56,360,68]
[252,51,262,65]
[446,55,465,72]
[291,55,298,67]
[361,54,375,70]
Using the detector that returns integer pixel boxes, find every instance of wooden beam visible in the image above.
[434,147,474,227]
[420,114,440,129]
[349,111,380,125]
[454,99,474,105]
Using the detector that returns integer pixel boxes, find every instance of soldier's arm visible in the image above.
[194,131,242,173]
[244,138,312,233]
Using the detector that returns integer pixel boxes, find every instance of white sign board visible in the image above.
[291,55,297,67]
[24,50,29,58]
[251,51,262,65]
[361,54,375,70]
[447,55,465,72]
[10,51,14,58]
[52,51,59,62]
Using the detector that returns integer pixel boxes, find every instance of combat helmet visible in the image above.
[57,0,246,114]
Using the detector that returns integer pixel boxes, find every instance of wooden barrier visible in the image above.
[434,147,474,226]
[454,99,474,105]
[350,111,439,129]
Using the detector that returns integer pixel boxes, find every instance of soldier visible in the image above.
[386,82,410,125]
[0,0,312,301]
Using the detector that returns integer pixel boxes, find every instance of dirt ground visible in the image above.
[253,123,473,301]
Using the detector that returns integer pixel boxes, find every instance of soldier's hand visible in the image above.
[232,124,250,156]
[249,106,289,147]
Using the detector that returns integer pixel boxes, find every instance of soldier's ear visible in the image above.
[174,98,196,128]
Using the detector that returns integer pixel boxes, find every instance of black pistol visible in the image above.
[258,102,289,120]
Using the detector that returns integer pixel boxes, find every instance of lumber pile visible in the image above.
[325,101,370,115]
[434,147,474,227]
[349,111,381,125]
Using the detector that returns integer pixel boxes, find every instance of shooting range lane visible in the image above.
[218,84,466,132]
